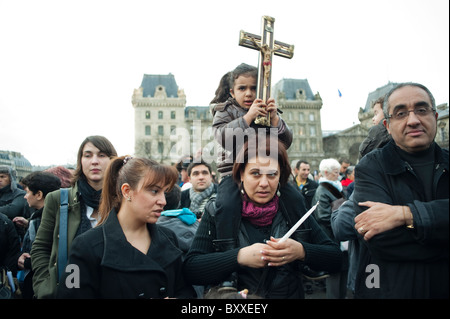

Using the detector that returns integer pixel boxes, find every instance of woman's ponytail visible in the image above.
[97,156,127,225]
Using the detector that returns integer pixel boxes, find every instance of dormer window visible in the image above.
[296,89,306,100]
[154,85,167,98]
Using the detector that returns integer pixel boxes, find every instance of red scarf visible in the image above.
[341,178,353,187]
[241,194,279,227]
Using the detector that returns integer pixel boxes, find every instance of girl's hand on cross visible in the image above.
[243,98,267,125]
[266,98,279,127]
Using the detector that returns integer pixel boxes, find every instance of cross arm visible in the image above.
[239,30,294,59]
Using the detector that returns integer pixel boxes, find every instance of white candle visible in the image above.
[279,201,319,243]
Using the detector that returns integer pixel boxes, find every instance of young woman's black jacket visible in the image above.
[57,209,195,299]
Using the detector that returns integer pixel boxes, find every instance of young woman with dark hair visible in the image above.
[57,156,195,298]
[31,135,117,298]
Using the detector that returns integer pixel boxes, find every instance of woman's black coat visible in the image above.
[183,183,343,298]
[57,209,195,299]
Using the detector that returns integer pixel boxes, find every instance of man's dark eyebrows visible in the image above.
[392,104,407,113]
[414,101,431,108]
[392,101,430,113]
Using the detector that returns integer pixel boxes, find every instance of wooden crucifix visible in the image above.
[239,16,294,126]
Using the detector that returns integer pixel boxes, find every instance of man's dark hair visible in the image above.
[383,82,436,121]
[296,160,309,170]
[187,160,212,176]
[24,171,61,197]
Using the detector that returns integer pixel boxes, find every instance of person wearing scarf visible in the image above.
[312,158,348,299]
[31,136,117,298]
[179,161,218,219]
[57,156,195,299]
[75,178,102,236]
[313,158,346,239]
[184,136,342,298]
[188,183,215,217]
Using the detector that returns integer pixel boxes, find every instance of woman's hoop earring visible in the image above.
[276,183,281,197]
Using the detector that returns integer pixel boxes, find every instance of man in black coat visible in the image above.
[0,166,27,220]
[352,83,448,298]
[0,213,20,276]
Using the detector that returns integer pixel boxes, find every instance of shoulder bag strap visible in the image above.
[57,188,69,281]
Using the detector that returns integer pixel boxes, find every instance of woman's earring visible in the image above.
[127,197,131,202]
[240,181,245,195]
[276,183,281,197]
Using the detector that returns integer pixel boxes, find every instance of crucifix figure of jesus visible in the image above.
[239,16,294,126]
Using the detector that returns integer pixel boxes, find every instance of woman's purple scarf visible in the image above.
[241,194,279,227]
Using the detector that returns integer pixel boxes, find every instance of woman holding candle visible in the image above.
[183,136,342,298]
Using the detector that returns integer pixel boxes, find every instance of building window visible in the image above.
[145,142,151,154]
[171,111,176,119]
[299,113,304,122]
[190,125,197,136]
[299,125,305,136]
[158,142,164,154]
[170,125,176,135]
[145,111,150,119]
[145,125,151,136]
[310,126,316,136]
[311,140,317,151]
[441,127,447,142]
[158,125,164,135]
[300,141,306,151]
[309,113,315,121]
[158,111,163,119]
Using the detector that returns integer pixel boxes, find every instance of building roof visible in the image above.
[184,106,213,121]
[273,78,315,101]
[140,73,179,98]
[0,150,32,167]
[437,104,449,119]
[362,82,399,113]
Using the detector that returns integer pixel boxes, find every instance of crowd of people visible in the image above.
[0,73,448,299]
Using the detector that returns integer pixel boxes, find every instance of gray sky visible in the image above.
[0,0,448,166]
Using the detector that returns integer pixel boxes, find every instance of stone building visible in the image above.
[132,75,449,173]
[132,74,325,171]
[323,82,399,164]
[132,73,214,165]
[0,150,32,179]
[273,78,325,169]
[323,82,449,165]
[435,103,449,149]
[357,82,399,130]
